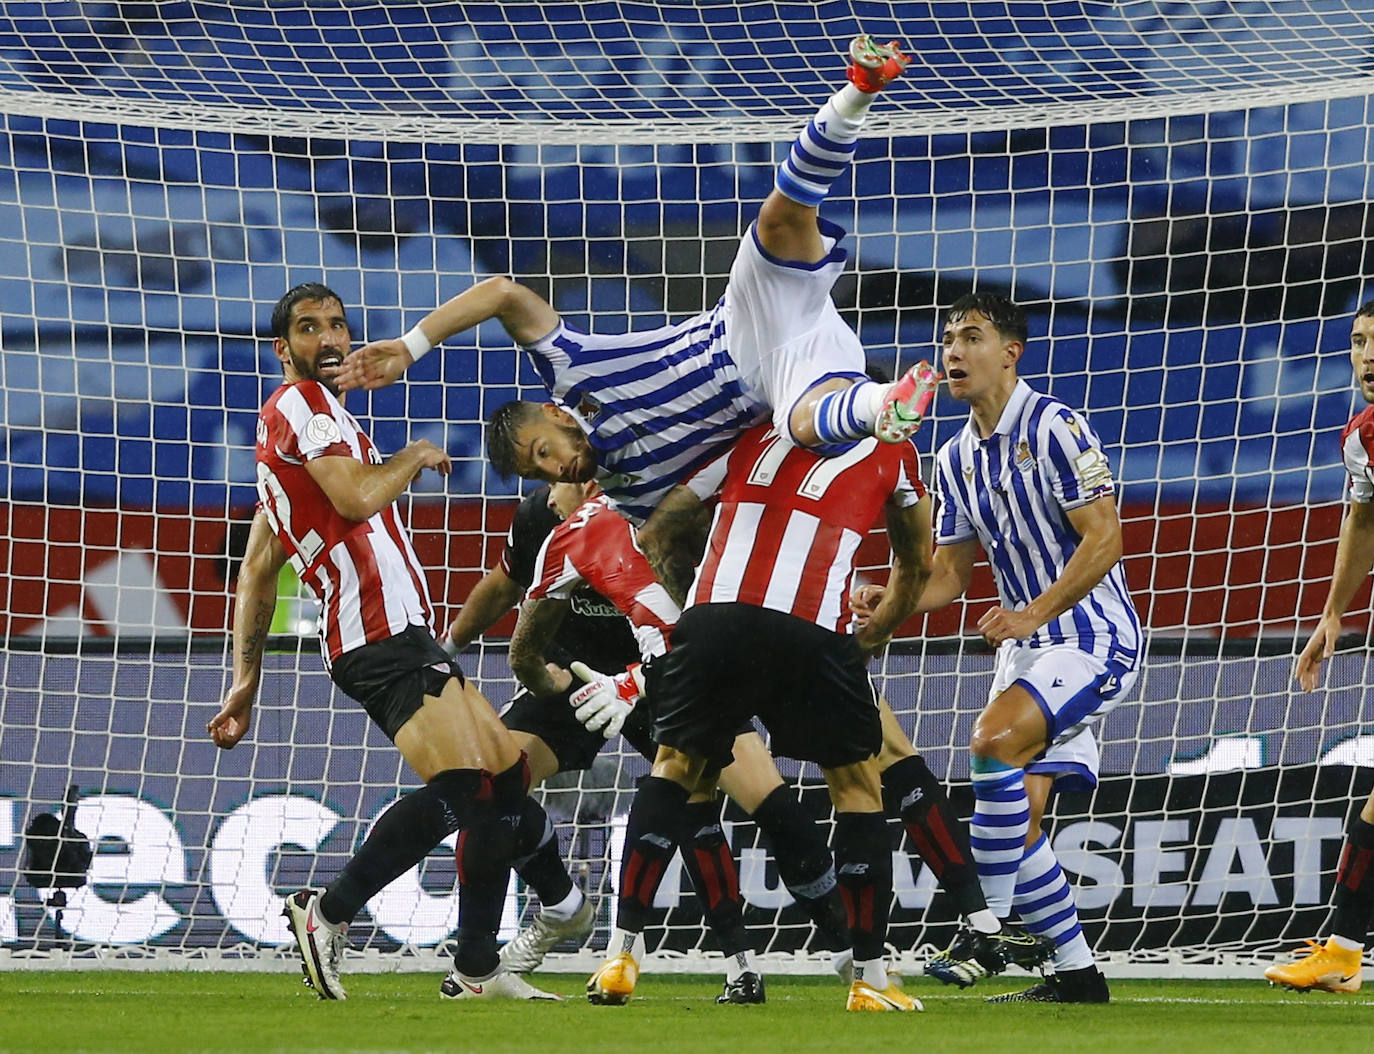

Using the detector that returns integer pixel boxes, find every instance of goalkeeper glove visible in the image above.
[569,660,645,739]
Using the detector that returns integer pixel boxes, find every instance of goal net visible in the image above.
[3,1,1374,978]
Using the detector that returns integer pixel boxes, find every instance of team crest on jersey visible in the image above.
[575,391,602,422]
[1014,440,1034,471]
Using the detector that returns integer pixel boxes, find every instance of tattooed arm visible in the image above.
[508,595,575,696]
[636,485,710,607]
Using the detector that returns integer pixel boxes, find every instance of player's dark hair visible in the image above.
[946,292,1029,345]
[271,282,346,340]
[1356,298,1374,322]
[486,401,546,480]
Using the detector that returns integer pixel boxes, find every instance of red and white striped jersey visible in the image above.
[527,494,680,660]
[256,380,434,667]
[684,426,926,632]
[1342,405,1374,503]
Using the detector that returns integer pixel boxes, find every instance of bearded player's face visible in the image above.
[1351,312,1374,406]
[277,297,352,396]
[512,408,597,484]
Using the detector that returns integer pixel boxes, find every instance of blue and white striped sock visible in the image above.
[1013,833,1094,971]
[812,380,886,444]
[968,756,1029,918]
[774,86,872,207]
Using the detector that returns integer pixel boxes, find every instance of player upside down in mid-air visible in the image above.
[335,33,939,539]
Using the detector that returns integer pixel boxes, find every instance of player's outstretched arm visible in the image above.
[1296,499,1374,691]
[306,440,451,522]
[336,277,560,391]
[209,512,287,749]
[445,565,524,654]
[912,538,978,615]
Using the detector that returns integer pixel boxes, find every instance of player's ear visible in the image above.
[543,402,575,426]
[272,336,291,371]
[1004,339,1025,366]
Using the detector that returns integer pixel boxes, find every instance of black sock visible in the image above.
[881,755,986,918]
[679,799,750,956]
[834,811,892,963]
[453,757,551,977]
[617,776,690,934]
[750,785,847,951]
[1331,816,1374,943]
[320,768,484,925]
[513,804,574,909]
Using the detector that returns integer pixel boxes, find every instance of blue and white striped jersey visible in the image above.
[521,309,769,523]
[933,379,1141,667]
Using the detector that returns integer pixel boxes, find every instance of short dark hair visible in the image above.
[271,282,346,340]
[1356,298,1374,322]
[486,401,545,479]
[946,292,1028,345]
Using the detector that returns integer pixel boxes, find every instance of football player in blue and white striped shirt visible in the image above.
[916,293,1142,1004]
[336,35,937,529]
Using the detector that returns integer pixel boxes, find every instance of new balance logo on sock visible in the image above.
[901,787,925,811]
[839,862,870,877]
[642,834,674,850]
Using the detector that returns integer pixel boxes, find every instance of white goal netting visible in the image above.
[3,2,1374,976]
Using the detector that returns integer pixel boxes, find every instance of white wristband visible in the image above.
[401,325,432,363]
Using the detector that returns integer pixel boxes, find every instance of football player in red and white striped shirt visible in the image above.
[1265,300,1374,993]
[504,482,851,1003]
[588,424,933,1013]
[208,283,567,1004]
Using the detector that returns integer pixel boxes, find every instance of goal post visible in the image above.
[3,2,1374,977]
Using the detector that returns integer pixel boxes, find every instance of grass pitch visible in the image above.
[3,972,1370,1054]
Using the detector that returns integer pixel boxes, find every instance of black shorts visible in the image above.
[329,624,465,741]
[501,686,657,771]
[650,603,880,771]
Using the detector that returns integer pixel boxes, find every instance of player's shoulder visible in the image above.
[1342,404,1374,443]
[546,495,632,566]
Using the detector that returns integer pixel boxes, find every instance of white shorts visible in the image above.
[988,644,1137,792]
[722,219,868,439]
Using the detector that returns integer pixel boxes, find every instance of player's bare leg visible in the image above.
[758,35,939,450]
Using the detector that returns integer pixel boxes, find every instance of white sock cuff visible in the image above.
[541,887,584,921]
[829,83,875,122]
